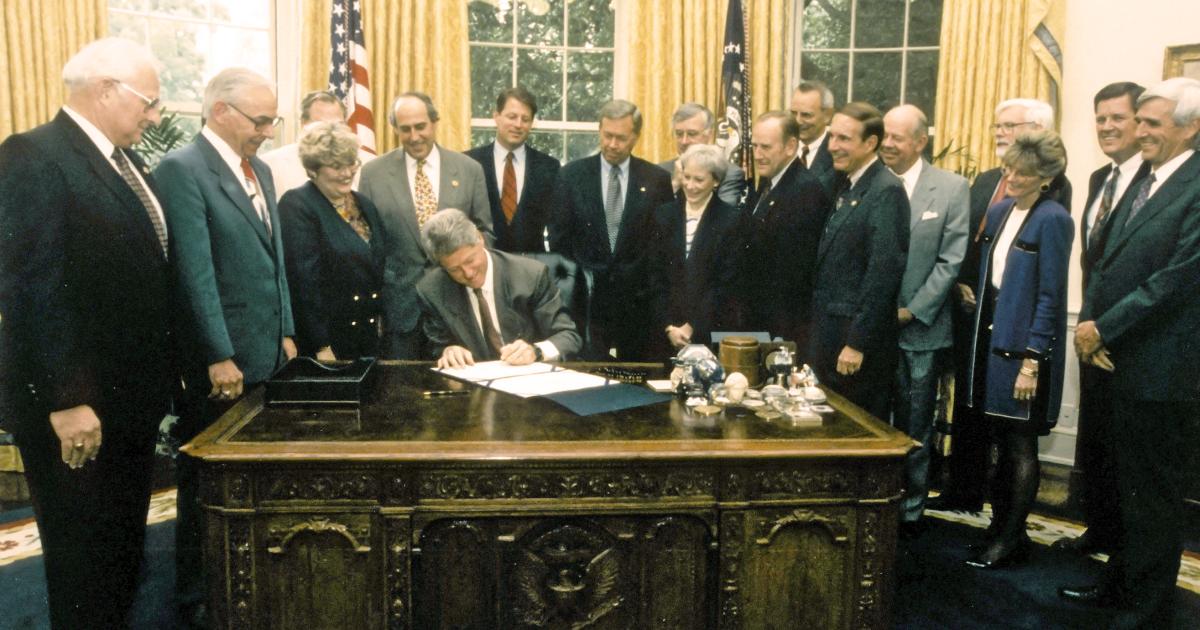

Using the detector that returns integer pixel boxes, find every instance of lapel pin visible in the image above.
[451,179,460,187]
[850,200,859,207]
[640,186,646,192]
[141,165,150,175]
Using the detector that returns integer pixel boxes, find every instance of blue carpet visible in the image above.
[1,515,1197,629]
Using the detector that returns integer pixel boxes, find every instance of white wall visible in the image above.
[1041,0,1200,464]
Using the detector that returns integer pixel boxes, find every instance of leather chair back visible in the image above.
[518,252,593,358]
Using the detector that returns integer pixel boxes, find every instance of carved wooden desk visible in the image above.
[184,363,912,629]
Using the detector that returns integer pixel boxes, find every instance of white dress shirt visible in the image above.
[464,252,561,360]
[1084,154,1143,236]
[892,158,923,200]
[1145,149,1194,198]
[62,106,167,231]
[991,206,1030,289]
[492,142,527,202]
[406,144,442,204]
[802,130,828,169]
[847,156,877,188]
[771,156,798,189]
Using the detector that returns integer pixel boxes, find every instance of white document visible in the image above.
[436,360,555,383]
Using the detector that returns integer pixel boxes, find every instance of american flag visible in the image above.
[329,0,376,154]
[720,0,752,184]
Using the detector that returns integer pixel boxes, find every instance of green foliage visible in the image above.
[135,111,190,168]
[932,141,980,182]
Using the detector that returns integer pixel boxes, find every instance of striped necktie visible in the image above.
[111,148,168,257]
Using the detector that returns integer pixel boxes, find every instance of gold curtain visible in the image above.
[933,0,1064,176]
[0,0,107,140]
[628,0,789,164]
[300,0,472,155]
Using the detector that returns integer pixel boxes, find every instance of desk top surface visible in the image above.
[184,362,913,463]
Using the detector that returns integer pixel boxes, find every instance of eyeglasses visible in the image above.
[990,121,1035,133]
[325,159,362,174]
[227,102,283,130]
[113,80,161,113]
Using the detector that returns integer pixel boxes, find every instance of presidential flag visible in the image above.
[329,0,376,154]
[720,0,752,183]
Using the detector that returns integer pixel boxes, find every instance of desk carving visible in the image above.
[185,363,911,629]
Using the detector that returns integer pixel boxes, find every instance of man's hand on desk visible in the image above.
[666,323,693,348]
[499,339,537,366]
[438,346,476,369]
[208,359,244,400]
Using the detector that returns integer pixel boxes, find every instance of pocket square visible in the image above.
[921,210,939,221]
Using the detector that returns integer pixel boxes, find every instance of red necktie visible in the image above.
[501,152,517,224]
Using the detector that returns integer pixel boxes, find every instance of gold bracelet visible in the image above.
[1019,367,1038,377]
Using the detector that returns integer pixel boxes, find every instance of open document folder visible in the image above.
[433,361,670,415]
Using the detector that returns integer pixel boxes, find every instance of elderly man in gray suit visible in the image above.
[657,103,747,206]
[880,104,969,535]
[359,92,494,358]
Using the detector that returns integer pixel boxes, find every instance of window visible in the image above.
[468,0,618,163]
[797,0,942,120]
[108,0,275,141]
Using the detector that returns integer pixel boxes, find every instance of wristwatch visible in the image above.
[533,344,544,362]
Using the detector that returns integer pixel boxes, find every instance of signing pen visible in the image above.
[422,390,470,398]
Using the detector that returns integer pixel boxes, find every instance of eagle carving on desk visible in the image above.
[514,540,621,628]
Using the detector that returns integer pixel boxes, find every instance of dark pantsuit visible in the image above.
[893,349,942,521]
[1104,398,1199,627]
[13,413,158,629]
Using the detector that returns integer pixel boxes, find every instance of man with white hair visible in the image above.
[1061,77,1200,628]
[657,102,747,205]
[155,67,297,628]
[931,97,1073,513]
[0,37,174,627]
[260,90,374,200]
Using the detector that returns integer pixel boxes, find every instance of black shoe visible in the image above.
[1050,530,1113,555]
[1057,584,1115,607]
[927,494,983,512]
[965,538,1029,570]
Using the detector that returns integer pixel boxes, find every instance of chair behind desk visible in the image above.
[517,252,594,359]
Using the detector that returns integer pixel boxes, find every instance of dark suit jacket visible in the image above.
[742,157,832,349]
[155,134,295,386]
[279,182,386,358]
[646,196,744,356]
[1081,152,1200,402]
[466,142,560,253]
[805,134,837,197]
[416,250,582,360]
[358,145,494,341]
[0,111,175,432]
[810,160,910,414]
[548,154,674,359]
[1080,160,1151,287]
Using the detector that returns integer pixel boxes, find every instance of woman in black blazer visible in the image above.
[646,144,745,358]
[279,122,386,359]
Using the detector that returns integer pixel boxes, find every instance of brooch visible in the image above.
[451,179,460,187]
[639,186,646,192]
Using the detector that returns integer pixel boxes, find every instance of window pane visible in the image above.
[468,0,511,43]
[529,129,565,163]
[905,50,939,121]
[854,0,905,48]
[147,0,204,19]
[907,0,944,47]
[470,127,494,150]
[146,18,205,103]
[208,26,272,82]
[565,51,612,123]
[567,0,614,48]
[470,46,513,118]
[566,131,598,163]
[851,51,902,111]
[518,0,564,47]
[802,0,850,49]
[212,0,270,28]
[109,11,147,45]
[800,52,849,105]
[517,48,564,121]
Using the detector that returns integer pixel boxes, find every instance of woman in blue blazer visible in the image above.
[280,122,386,359]
[964,131,1073,569]
[646,144,744,358]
